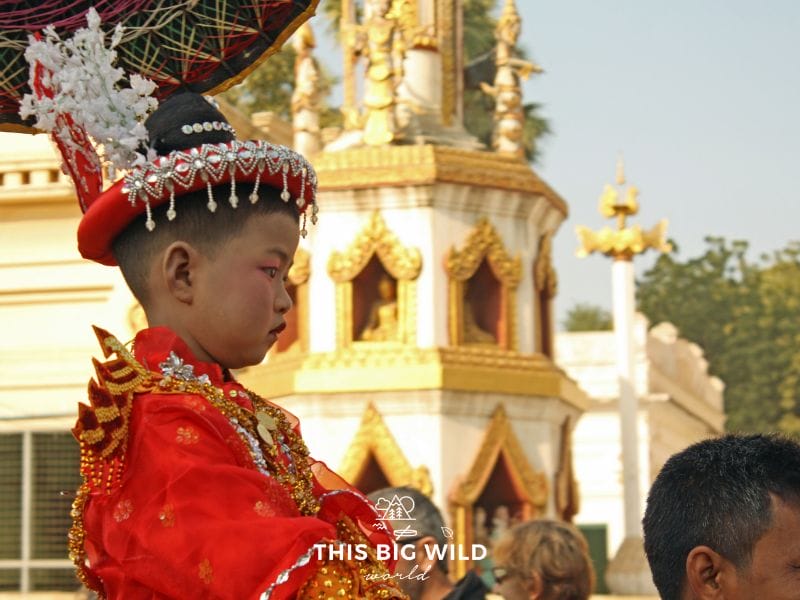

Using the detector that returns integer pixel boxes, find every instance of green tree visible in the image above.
[221,45,342,129]
[637,238,800,434]
[223,48,297,120]
[562,303,613,332]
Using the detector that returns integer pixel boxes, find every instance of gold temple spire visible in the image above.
[576,158,671,261]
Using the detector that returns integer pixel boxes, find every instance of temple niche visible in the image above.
[533,231,557,357]
[327,211,422,348]
[337,404,433,496]
[354,260,399,342]
[463,259,501,345]
[445,218,521,350]
[449,405,548,579]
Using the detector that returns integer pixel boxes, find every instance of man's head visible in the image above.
[492,519,594,600]
[111,93,303,369]
[642,434,800,600]
[367,486,452,600]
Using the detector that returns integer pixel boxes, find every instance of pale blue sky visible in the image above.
[518,1,800,325]
[313,1,800,326]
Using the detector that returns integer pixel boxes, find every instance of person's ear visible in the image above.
[162,241,199,304]
[685,545,727,599]
[416,536,439,573]
[524,571,543,600]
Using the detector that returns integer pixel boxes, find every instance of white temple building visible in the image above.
[556,314,725,591]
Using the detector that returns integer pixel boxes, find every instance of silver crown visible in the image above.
[122,140,318,236]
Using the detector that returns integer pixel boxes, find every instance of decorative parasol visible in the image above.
[0,0,319,132]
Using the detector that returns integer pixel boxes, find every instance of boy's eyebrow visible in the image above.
[265,247,290,263]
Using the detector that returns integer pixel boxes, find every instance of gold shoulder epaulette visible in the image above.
[72,326,152,493]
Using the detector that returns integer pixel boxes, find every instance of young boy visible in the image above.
[67,92,406,599]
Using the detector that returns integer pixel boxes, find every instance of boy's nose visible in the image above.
[275,285,293,313]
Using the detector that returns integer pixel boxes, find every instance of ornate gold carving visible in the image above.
[445,218,521,350]
[438,0,456,125]
[534,232,557,357]
[576,157,672,261]
[533,231,557,298]
[445,218,521,284]
[576,219,671,262]
[328,212,421,347]
[285,248,311,354]
[555,416,580,522]
[288,247,311,286]
[338,403,433,496]
[449,403,548,578]
[328,212,422,282]
[315,145,568,215]
[240,344,589,411]
[388,0,435,49]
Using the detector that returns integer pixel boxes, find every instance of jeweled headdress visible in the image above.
[3,0,319,265]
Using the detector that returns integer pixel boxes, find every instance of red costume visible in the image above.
[13,10,403,596]
[71,326,405,599]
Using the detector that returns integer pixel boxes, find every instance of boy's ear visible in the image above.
[162,241,199,304]
[685,545,727,599]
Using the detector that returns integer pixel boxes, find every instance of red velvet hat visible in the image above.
[18,8,318,266]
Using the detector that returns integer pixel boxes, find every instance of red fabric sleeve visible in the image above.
[82,392,351,600]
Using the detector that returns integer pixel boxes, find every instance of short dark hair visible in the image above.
[112,92,300,304]
[642,433,800,600]
[113,184,298,304]
[367,486,449,574]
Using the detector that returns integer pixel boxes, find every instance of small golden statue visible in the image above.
[360,274,399,341]
[480,0,541,158]
[343,0,406,146]
[463,295,495,344]
[291,23,322,156]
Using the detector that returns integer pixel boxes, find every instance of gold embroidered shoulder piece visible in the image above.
[73,326,151,493]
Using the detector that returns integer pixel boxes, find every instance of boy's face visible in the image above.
[188,211,299,369]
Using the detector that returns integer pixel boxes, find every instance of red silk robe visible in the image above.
[72,326,404,599]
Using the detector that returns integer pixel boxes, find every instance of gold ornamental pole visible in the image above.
[575,158,670,593]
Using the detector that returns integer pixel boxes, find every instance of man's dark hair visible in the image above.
[642,433,800,600]
[367,486,449,574]
[112,92,299,304]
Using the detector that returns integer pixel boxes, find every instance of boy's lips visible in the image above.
[269,322,286,336]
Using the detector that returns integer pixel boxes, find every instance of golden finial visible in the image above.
[576,157,671,261]
[496,0,522,42]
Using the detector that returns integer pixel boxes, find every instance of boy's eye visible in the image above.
[263,267,279,278]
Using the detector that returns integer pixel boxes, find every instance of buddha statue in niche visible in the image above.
[359,274,399,342]
[463,294,496,344]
